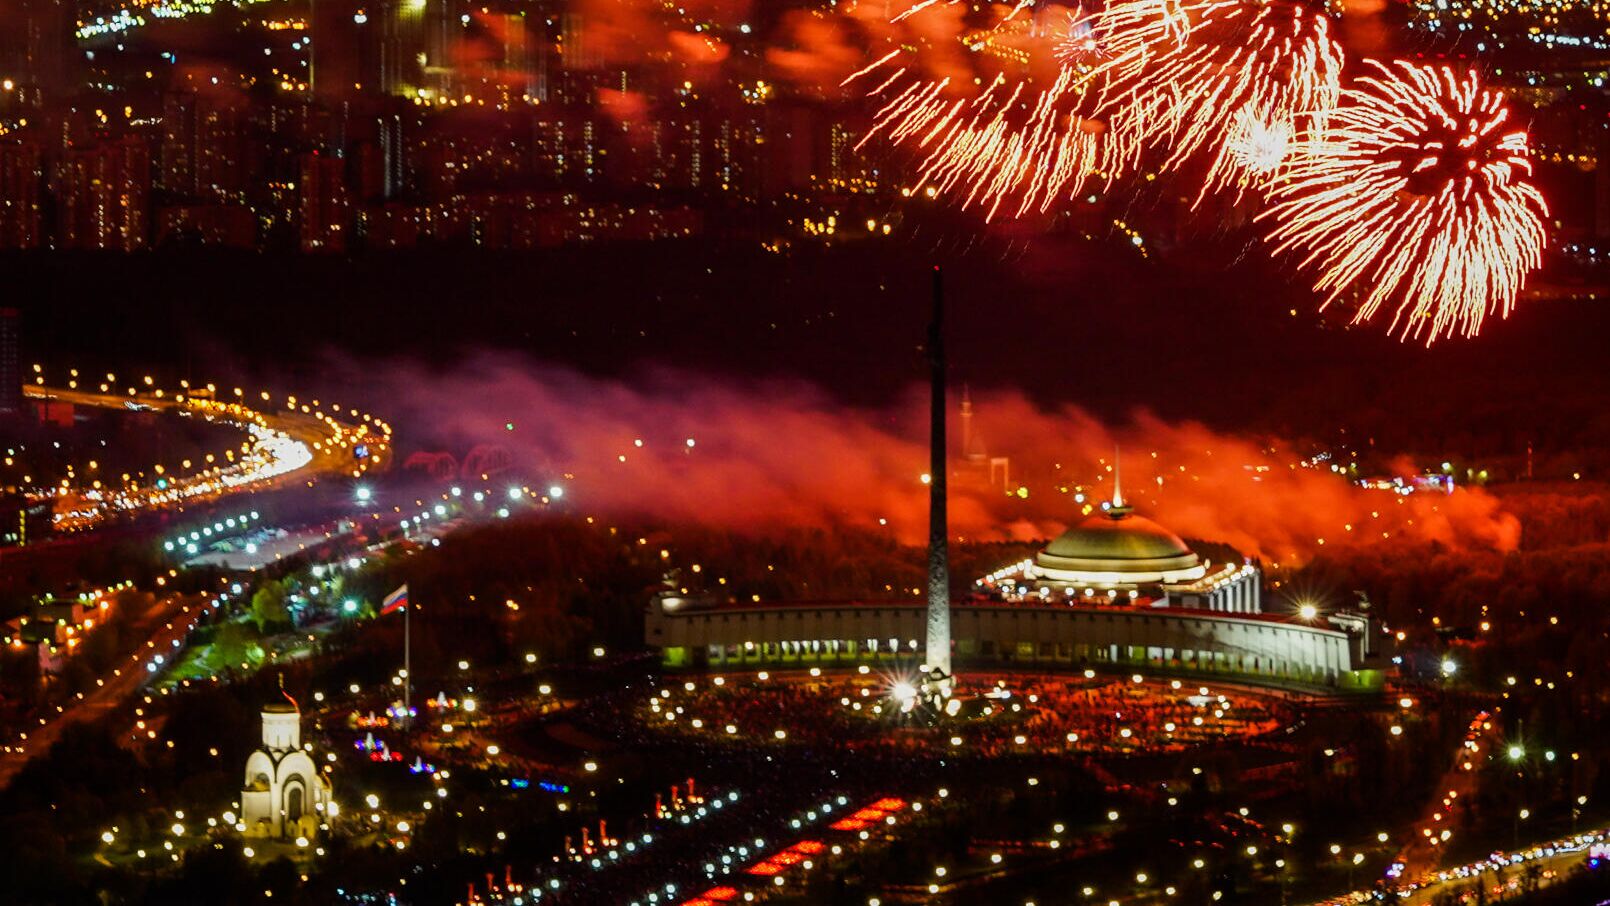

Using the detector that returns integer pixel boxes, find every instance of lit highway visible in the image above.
[1313,826,1609,905]
[21,381,388,534]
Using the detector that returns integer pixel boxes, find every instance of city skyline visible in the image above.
[3,1,1610,905]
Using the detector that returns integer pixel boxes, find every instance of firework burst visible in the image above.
[1227,106,1294,176]
[1079,0,1344,201]
[1260,60,1549,344]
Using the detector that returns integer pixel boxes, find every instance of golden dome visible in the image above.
[1034,508,1202,583]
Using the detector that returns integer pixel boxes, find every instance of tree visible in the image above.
[213,621,258,672]
[250,581,291,633]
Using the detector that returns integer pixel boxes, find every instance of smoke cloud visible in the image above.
[353,354,1521,565]
[572,0,751,69]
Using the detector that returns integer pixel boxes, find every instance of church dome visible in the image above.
[1033,508,1203,584]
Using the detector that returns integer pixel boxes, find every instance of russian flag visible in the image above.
[381,584,409,615]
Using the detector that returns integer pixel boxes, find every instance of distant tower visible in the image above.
[925,267,952,681]
[958,385,1011,492]
[960,385,975,463]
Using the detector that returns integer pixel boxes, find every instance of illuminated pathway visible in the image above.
[0,590,217,790]
[1390,709,1501,882]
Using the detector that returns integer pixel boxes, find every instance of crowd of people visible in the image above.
[633,672,1295,761]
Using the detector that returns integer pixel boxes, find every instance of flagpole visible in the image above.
[403,599,411,729]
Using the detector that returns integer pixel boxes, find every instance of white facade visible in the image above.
[1162,562,1263,613]
[646,598,1366,687]
[241,704,332,839]
[1030,561,1209,585]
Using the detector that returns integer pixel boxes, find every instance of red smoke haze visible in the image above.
[375,357,1521,565]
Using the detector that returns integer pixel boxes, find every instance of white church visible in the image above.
[241,698,333,840]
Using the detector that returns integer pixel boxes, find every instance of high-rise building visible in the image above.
[57,136,151,251]
[195,97,249,202]
[0,307,21,415]
[498,13,539,99]
[0,0,71,105]
[25,0,70,90]
[764,107,819,196]
[379,0,427,97]
[379,112,407,199]
[312,0,364,100]
[664,118,702,190]
[425,0,461,95]
[555,10,610,103]
[0,142,44,249]
[298,152,349,252]
[559,13,594,71]
[160,91,251,200]
[158,92,198,195]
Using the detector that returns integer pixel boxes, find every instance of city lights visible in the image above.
[0,3,1603,906]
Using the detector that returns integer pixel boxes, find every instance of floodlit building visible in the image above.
[990,482,1262,614]
[646,466,1382,688]
[241,700,333,840]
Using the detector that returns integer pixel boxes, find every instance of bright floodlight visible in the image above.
[508,487,523,500]
[891,681,917,704]
[1298,603,1318,621]
[548,485,564,499]
[355,485,372,502]
[1440,657,1458,677]
[1508,745,1524,761]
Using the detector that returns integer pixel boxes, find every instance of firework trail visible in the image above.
[1259,60,1549,344]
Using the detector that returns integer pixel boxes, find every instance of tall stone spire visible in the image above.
[925,266,952,681]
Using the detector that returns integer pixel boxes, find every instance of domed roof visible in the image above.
[1034,507,1201,580]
